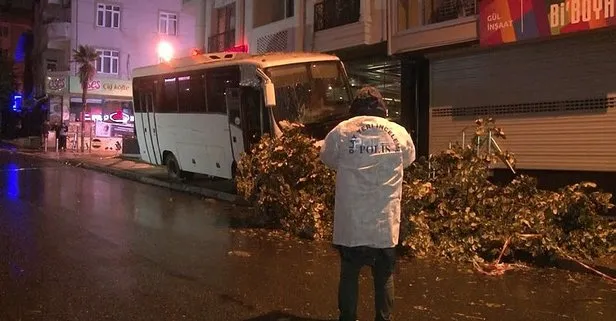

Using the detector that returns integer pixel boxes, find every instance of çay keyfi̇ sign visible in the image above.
[69,77,132,97]
[479,0,616,46]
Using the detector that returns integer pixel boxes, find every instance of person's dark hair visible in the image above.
[348,86,388,118]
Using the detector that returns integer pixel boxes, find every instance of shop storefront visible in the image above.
[333,44,403,125]
[427,0,616,172]
[45,74,135,152]
[344,59,402,125]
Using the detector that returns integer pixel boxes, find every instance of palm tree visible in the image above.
[72,45,99,152]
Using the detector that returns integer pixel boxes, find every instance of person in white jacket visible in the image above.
[319,86,416,321]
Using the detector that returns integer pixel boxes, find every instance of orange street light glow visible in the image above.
[157,41,174,62]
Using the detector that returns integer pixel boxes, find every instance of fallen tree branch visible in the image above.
[473,260,514,276]
[473,237,515,276]
[557,248,616,283]
[495,236,511,264]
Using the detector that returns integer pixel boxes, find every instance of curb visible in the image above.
[6,149,247,205]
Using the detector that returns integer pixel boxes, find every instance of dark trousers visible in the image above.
[337,245,396,321]
[58,136,67,150]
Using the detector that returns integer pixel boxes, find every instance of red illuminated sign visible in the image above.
[227,44,248,53]
[85,111,134,123]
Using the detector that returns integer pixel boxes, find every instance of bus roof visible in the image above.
[132,51,341,78]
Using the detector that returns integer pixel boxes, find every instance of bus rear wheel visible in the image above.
[164,153,192,181]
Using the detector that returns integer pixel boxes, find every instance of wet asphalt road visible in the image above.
[0,151,615,321]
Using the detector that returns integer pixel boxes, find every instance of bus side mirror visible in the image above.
[263,83,276,107]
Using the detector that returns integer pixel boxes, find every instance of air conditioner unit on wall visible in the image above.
[256,29,293,54]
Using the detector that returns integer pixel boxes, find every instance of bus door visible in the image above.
[135,92,152,164]
[225,87,244,164]
[240,86,267,149]
[142,92,162,165]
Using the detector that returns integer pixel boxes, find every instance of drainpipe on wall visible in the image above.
[74,0,78,72]
[126,54,131,79]
[195,0,206,50]
[296,0,306,51]
[386,0,392,56]
[238,0,245,47]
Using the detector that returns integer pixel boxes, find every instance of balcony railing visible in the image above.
[424,0,477,24]
[208,29,236,52]
[314,0,361,32]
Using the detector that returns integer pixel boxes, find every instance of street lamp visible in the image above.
[157,41,174,63]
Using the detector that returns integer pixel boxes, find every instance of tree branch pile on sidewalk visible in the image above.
[236,121,335,239]
[235,119,616,266]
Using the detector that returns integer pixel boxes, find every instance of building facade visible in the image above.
[389,0,616,173]
[186,0,402,124]
[34,0,196,150]
[0,1,34,106]
[186,0,616,184]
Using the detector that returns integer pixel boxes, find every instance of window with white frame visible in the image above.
[96,49,119,74]
[159,12,178,35]
[96,3,121,28]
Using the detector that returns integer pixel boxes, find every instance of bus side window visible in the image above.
[162,76,179,113]
[196,73,207,112]
[181,72,207,113]
[133,78,142,113]
[206,67,240,113]
[177,75,191,113]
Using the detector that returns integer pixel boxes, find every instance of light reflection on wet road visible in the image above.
[0,151,614,321]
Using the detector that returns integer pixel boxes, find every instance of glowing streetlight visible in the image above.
[157,41,174,62]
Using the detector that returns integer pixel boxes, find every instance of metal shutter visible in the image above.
[428,30,616,172]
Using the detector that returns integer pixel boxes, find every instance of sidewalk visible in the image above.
[3,144,242,204]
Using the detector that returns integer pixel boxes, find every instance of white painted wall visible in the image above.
[70,0,196,79]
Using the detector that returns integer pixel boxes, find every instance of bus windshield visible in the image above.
[264,61,351,124]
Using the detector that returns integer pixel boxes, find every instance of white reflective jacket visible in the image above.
[319,115,416,248]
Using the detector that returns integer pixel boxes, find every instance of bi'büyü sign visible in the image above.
[479,0,616,46]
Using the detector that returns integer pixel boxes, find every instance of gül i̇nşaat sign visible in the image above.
[479,0,616,46]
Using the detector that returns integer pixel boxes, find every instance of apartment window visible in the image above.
[208,3,235,52]
[97,4,121,28]
[96,49,119,74]
[253,0,294,28]
[46,59,58,71]
[159,12,178,35]
[216,3,235,34]
[285,0,294,18]
[397,0,422,30]
[313,0,361,31]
